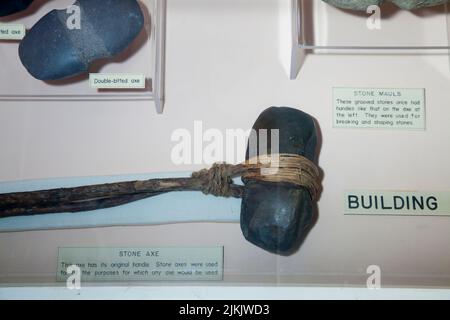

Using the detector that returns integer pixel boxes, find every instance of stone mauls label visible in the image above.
[333,88,425,130]
[344,191,450,216]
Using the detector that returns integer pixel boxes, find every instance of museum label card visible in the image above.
[0,24,25,40]
[333,88,426,130]
[57,246,224,282]
[344,191,450,216]
[89,73,146,89]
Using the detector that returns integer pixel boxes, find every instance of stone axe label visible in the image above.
[57,246,224,282]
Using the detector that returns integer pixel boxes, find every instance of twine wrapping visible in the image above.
[192,153,321,201]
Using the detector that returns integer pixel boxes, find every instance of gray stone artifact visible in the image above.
[241,107,319,255]
[322,0,450,10]
[391,0,450,9]
[323,0,383,11]
[0,107,321,255]
[19,0,145,80]
[0,0,34,17]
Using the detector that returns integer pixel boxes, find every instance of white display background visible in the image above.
[0,0,449,287]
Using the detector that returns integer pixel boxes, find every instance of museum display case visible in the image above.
[290,0,450,78]
[0,0,449,292]
[0,0,166,113]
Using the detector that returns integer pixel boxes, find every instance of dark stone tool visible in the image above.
[0,107,321,255]
[241,107,319,255]
[0,0,34,17]
[19,0,145,80]
[390,0,450,9]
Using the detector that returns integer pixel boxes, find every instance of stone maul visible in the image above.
[323,0,449,10]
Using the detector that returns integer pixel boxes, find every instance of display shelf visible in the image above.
[0,0,166,113]
[290,0,450,79]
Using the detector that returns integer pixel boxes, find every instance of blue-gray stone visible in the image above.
[0,0,34,17]
[19,0,144,80]
[322,0,449,10]
[391,0,449,9]
[323,0,383,11]
[241,107,319,255]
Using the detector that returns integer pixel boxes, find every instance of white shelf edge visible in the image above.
[290,0,450,79]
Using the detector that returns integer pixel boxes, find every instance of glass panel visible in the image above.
[297,0,450,50]
[0,0,164,102]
